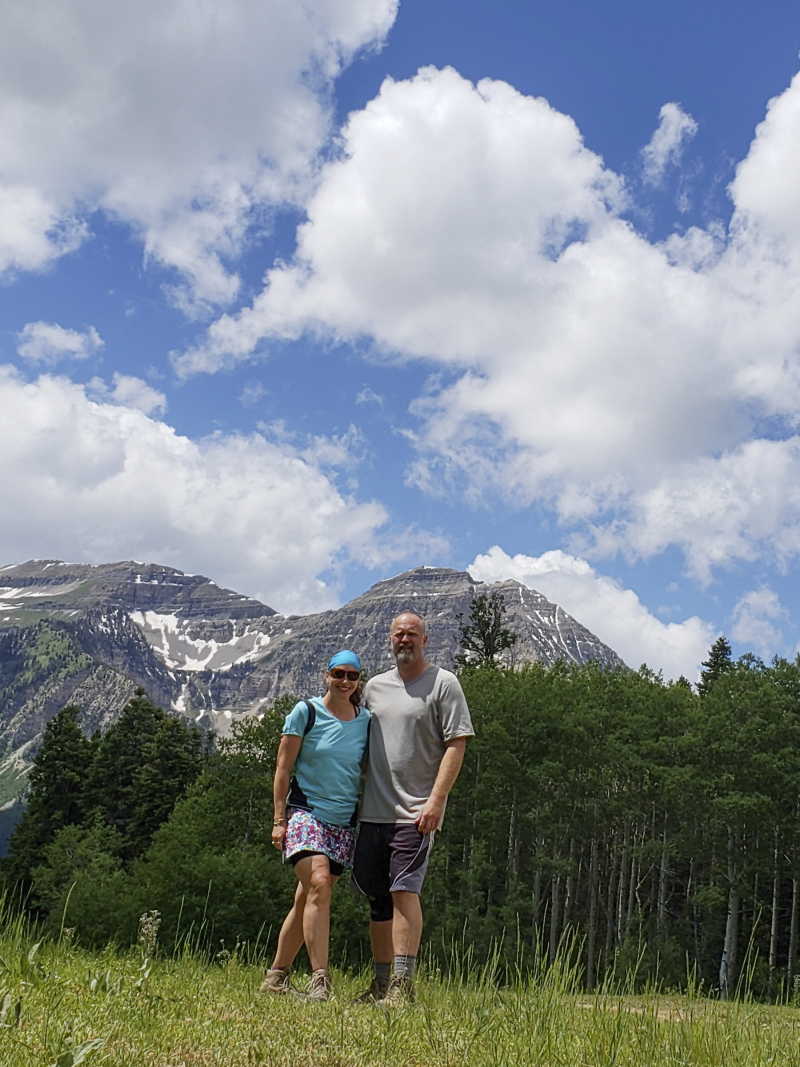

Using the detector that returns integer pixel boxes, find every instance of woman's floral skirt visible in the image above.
[284,808,356,870]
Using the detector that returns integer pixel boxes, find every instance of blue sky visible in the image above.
[2,0,800,680]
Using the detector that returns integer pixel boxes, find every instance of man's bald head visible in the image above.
[390,612,429,678]
[391,611,427,636]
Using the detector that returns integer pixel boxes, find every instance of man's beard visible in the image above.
[395,647,414,664]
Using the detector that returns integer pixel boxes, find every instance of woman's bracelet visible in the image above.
[273,818,286,826]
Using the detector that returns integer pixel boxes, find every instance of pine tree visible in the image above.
[85,692,206,861]
[697,635,734,697]
[457,590,518,666]
[1,705,94,889]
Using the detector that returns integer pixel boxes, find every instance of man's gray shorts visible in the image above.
[351,823,432,920]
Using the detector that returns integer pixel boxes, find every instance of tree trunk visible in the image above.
[626,839,639,938]
[587,835,599,990]
[506,796,517,887]
[563,838,577,929]
[788,877,799,988]
[616,828,629,943]
[719,826,740,1000]
[605,833,620,956]
[648,806,660,924]
[769,829,779,980]
[532,834,545,938]
[549,873,561,963]
[657,815,669,934]
[688,859,702,981]
[463,752,481,877]
[572,840,585,927]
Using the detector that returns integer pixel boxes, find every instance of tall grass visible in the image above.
[2,896,800,1066]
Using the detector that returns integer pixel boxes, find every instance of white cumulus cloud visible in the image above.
[0,364,392,613]
[182,66,800,585]
[179,66,626,374]
[730,586,789,658]
[591,438,800,583]
[0,0,398,308]
[17,322,103,365]
[88,373,167,416]
[641,102,698,186]
[468,545,716,682]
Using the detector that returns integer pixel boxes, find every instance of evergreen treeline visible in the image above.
[1,693,210,942]
[435,642,800,999]
[5,642,800,1000]
[0,691,361,959]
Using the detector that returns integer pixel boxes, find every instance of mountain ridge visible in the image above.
[0,559,625,826]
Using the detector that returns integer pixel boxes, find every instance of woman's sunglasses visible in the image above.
[329,668,360,681]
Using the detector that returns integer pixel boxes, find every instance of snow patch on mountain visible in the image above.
[0,582,83,603]
[130,610,272,671]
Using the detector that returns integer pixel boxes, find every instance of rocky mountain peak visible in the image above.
[349,566,476,606]
[0,559,625,817]
[0,559,278,622]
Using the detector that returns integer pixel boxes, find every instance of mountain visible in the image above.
[0,559,624,822]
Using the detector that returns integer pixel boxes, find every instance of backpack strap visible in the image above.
[302,699,317,737]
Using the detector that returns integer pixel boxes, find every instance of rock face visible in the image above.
[200,567,624,715]
[0,559,624,808]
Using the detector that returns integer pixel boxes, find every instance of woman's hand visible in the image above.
[272,733,302,854]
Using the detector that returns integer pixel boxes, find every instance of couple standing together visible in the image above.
[264,611,474,1004]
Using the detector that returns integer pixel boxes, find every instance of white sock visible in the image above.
[393,954,416,979]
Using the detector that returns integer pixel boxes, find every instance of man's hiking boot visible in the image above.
[380,974,416,1007]
[353,975,389,1003]
[260,967,292,995]
[309,969,332,1001]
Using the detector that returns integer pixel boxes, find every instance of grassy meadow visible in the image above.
[3,911,800,1067]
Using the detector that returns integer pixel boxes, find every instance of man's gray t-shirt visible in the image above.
[360,665,474,824]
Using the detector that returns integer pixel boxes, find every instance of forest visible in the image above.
[3,624,800,1003]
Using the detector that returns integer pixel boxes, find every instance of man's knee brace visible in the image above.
[368,893,393,923]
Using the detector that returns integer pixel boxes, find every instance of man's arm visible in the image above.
[415,736,468,835]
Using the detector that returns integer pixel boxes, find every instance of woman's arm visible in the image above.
[271,734,303,851]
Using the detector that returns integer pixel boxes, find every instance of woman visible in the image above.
[262,650,369,1001]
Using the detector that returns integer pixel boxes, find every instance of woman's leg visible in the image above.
[294,854,339,972]
[271,879,307,970]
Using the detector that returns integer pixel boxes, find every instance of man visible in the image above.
[352,611,474,1005]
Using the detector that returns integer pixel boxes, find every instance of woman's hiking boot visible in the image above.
[309,969,332,1001]
[259,968,292,995]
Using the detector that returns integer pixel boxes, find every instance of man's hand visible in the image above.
[414,736,468,835]
[416,796,446,835]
